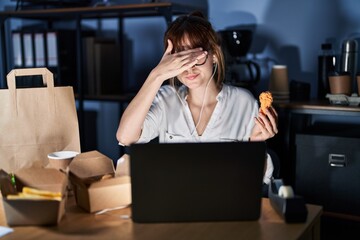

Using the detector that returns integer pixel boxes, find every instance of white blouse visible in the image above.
[137,84,274,184]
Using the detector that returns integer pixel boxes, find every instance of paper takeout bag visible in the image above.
[0,68,80,172]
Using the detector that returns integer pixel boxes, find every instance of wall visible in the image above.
[113,0,360,99]
[2,0,360,92]
[208,0,360,98]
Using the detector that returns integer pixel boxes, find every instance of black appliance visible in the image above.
[219,29,261,95]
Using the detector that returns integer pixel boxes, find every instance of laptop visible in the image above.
[129,141,267,223]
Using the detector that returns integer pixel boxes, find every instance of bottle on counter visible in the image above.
[318,43,337,99]
[340,39,358,94]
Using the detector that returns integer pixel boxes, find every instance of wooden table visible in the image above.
[0,196,322,240]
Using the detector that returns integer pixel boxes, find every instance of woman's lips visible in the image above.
[186,74,199,80]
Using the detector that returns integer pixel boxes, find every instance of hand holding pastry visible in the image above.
[259,91,273,113]
[249,91,278,141]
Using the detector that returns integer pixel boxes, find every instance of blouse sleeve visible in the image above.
[137,89,166,143]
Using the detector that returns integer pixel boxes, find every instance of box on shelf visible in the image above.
[68,150,131,213]
[0,167,67,226]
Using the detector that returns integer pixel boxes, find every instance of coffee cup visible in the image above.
[47,151,79,171]
[269,65,289,93]
[328,73,352,95]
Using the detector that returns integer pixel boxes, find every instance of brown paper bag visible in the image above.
[0,68,80,172]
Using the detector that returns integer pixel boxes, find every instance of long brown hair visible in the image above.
[164,11,225,89]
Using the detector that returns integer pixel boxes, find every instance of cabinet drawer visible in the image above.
[295,134,360,216]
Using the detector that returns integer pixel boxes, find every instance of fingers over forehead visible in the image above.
[175,47,204,54]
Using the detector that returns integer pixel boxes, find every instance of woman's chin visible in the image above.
[184,81,201,89]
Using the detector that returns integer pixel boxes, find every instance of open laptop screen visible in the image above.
[130,141,266,223]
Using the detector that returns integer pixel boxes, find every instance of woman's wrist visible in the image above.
[149,69,167,84]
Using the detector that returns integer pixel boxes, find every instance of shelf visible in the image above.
[272,100,360,188]
[275,100,360,116]
[0,3,204,21]
[0,2,205,87]
[75,93,135,102]
[0,2,204,153]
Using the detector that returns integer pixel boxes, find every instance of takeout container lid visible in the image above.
[68,150,131,213]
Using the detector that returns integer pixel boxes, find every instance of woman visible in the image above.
[116,11,278,186]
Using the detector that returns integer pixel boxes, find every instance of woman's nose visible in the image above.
[190,64,197,71]
[184,66,195,74]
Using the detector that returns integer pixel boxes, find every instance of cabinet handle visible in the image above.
[328,154,346,167]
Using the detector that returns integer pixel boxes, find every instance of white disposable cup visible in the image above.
[47,151,79,171]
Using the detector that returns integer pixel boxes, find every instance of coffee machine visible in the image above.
[219,29,261,96]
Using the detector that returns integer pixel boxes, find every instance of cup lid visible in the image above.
[48,151,79,160]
